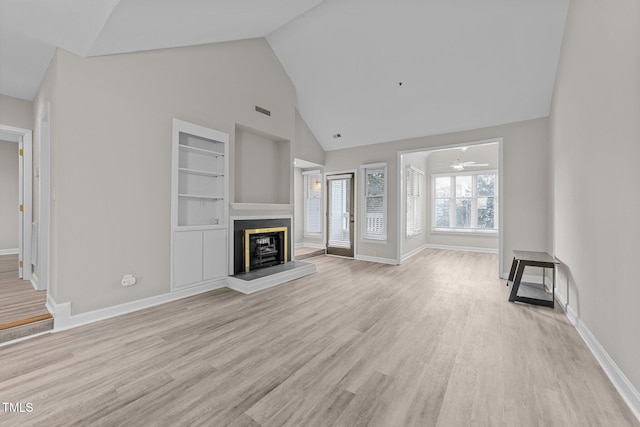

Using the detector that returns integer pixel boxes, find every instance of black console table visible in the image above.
[507,250,559,308]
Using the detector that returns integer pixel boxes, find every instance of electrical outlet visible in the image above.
[121,274,136,287]
[373,251,378,257]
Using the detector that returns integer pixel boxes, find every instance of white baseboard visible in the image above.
[0,248,19,255]
[295,242,304,248]
[49,279,227,332]
[425,244,498,254]
[355,254,399,265]
[402,244,428,262]
[226,263,316,294]
[30,274,39,291]
[555,292,640,422]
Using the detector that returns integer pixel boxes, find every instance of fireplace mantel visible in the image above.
[230,203,293,211]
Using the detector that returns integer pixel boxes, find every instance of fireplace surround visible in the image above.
[232,218,292,275]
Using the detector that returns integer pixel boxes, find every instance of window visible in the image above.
[303,171,322,236]
[406,166,424,237]
[432,172,497,233]
[361,163,386,240]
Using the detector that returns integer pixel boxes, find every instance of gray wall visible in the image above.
[0,94,33,129]
[425,143,499,250]
[235,127,290,204]
[325,117,549,270]
[34,39,299,315]
[294,109,325,166]
[550,0,640,393]
[0,140,19,251]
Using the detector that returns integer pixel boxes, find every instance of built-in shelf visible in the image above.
[179,144,224,157]
[172,118,229,292]
[178,168,224,177]
[178,194,223,200]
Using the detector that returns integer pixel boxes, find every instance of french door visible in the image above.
[326,173,354,257]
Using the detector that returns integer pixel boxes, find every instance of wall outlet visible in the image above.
[121,274,136,287]
[373,250,378,257]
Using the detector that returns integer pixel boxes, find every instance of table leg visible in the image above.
[509,261,526,302]
[507,257,518,284]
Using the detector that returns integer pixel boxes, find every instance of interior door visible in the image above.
[326,173,354,257]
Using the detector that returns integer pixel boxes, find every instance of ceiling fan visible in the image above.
[451,158,489,171]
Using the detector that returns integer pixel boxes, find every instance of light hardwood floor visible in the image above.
[0,250,637,426]
[0,254,49,326]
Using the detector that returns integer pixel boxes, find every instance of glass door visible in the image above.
[326,173,354,257]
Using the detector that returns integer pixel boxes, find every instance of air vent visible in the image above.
[255,105,271,117]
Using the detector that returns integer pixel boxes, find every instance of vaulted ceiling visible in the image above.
[0,0,569,150]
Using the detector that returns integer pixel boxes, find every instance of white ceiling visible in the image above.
[0,0,569,151]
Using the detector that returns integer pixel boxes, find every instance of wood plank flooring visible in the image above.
[0,254,49,326]
[0,250,637,426]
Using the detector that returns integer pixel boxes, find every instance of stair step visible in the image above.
[0,315,54,344]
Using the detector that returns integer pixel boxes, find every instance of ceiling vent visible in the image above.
[255,105,271,117]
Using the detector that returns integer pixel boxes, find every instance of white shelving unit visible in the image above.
[171,119,229,290]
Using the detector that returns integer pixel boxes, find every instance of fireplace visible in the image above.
[244,227,287,273]
[232,218,292,275]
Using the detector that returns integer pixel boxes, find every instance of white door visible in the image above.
[203,229,226,281]
[173,231,203,288]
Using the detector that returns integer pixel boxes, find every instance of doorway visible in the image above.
[396,139,503,275]
[326,173,355,257]
[0,124,51,342]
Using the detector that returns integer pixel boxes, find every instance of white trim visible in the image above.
[402,244,429,261]
[554,292,640,422]
[301,169,321,176]
[326,173,353,181]
[30,274,40,291]
[431,229,499,236]
[425,244,498,254]
[359,162,386,169]
[396,151,403,264]
[226,263,316,294]
[354,254,399,265]
[38,103,51,293]
[0,248,19,255]
[230,203,293,211]
[49,279,227,332]
[295,242,304,248]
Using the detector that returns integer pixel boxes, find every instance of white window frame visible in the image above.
[360,162,387,241]
[302,170,322,237]
[431,170,498,235]
[406,165,424,237]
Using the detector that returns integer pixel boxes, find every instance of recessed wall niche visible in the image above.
[234,125,291,204]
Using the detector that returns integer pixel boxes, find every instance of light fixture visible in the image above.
[314,180,322,190]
